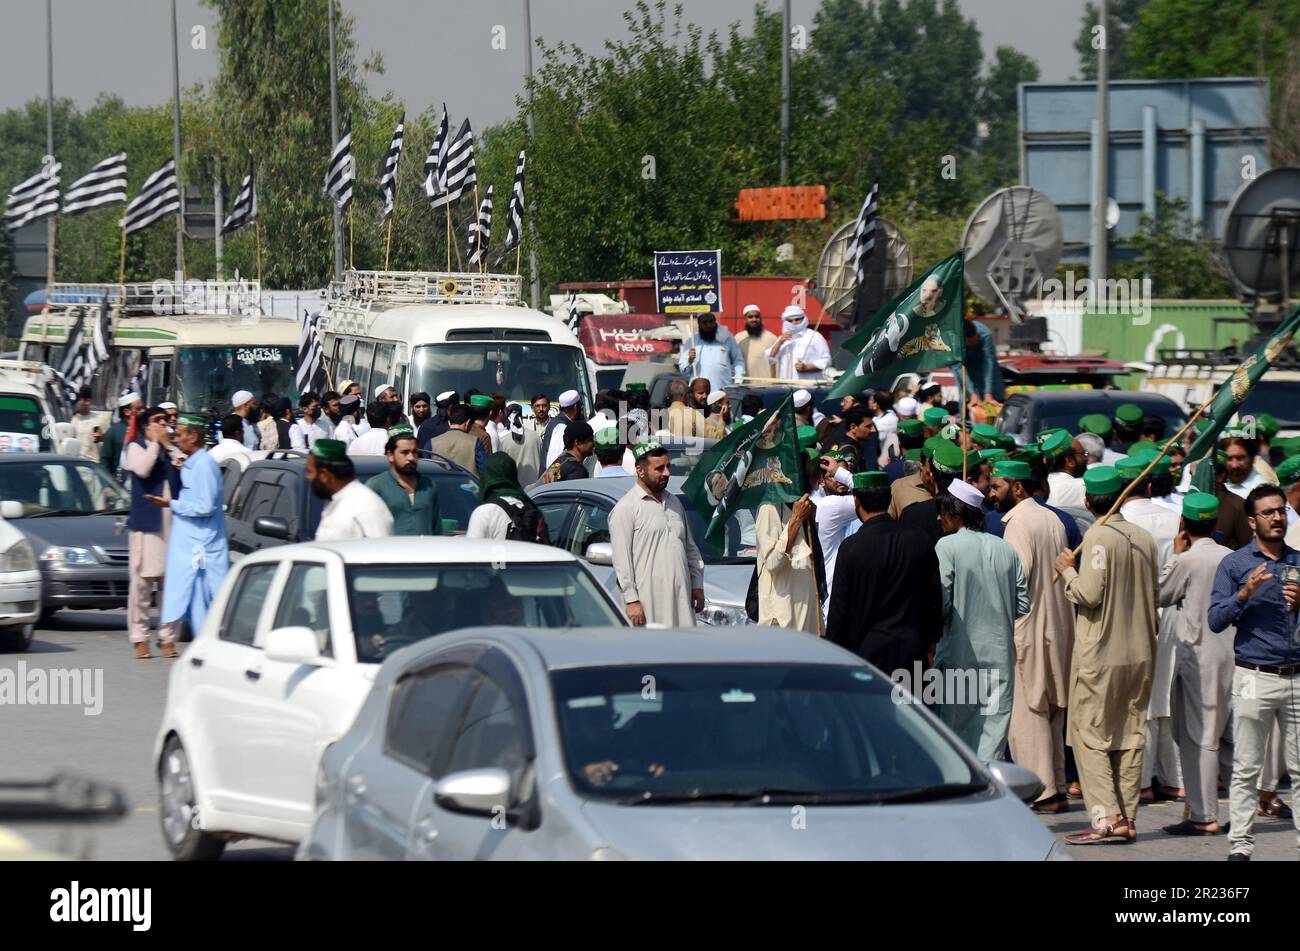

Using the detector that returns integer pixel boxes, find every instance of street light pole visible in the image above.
[328,0,343,282]
[523,0,540,309]
[171,0,185,281]
[780,0,790,185]
[1090,0,1109,287]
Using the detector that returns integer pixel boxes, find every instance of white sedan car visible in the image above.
[152,537,626,860]
[0,510,41,652]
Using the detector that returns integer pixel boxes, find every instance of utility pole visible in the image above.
[523,0,540,309]
[170,0,185,282]
[780,0,790,185]
[46,0,55,291]
[328,0,343,282]
[213,158,224,281]
[1090,0,1109,287]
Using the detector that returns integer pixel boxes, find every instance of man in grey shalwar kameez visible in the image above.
[610,440,705,627]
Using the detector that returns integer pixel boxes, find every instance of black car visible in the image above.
[0,454,131,615]
[995,390,1188,445]
[225,451,480,558]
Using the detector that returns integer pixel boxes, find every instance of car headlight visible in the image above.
[1,539,36,572]
[39,545,97,565]
[696,602,752,626]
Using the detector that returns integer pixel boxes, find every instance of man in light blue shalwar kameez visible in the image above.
[146,414,229,636]
[934,479,1029,761]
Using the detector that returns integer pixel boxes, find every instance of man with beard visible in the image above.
[1046,429,1089,509]
[409,392,432,430]
[678,311,744,392]
[543,389,584,469]
[334,394,364,447]
[767,304,830,381]
[499,403,542,485]
[367,424,440,535]
[318,390,341,437]
[101,392,143,480]
[417,390,457,448]
[1220,432,1270,499]
[310,438,394,541]
[739,304,777,380]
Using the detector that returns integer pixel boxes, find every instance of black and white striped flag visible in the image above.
[62,152,127,217]
[423,104,449,203]
[122,159,180,235]
[57,307,87,403]
[467,185,493,265]
[221,151,257,234]
[324,126,354,211]
[296,310,328,395]
[504,149,526,252]
[564,291,581,335]
[847,182,884,327]
[379,113,404,218]
[432,118,475,209]
[5,161,61,231]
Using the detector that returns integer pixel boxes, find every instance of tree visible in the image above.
[1072,0,1145,80]
[1121,193,1231,298]
[971,46,1040,191]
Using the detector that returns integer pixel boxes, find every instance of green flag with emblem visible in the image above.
[1188,304,1300,492]
[828,250,966,399]
[681,393,804,542]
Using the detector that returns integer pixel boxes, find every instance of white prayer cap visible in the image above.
[742,303,761,316]
[896,396,919,417]
[373,382,395,399]
[118,391,142,407]
[793,389,812,409]
[781,304,806,320]
[558,389,580,408]
[948,480,985,509]
[159,401,177,411]
[707,390,727,406]
[435,390,456,404]
[230,390,253,409]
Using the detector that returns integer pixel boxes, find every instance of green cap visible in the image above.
[632,439,662,460]
[440,517,460,534]
[1182,491,1220,522]
[624,382,647,392]
[311,438,348,462]
[1083,465,1123,495]
[805,447,822,463]
[1114,456,1145,481]
[923,435,951,460]
[1079,414,1112,438]
[797,425,818,449]
[1013,445,1043,466]
[1127,439,1158,456]
[469,394,494,409]
[898,418,924,437]
[853,470,888,490]
[1130,447,1171,475]
[970,423,1000,447]
[904,448,922,462]
[593,427,621,450]
[992,459,1032,480]
[387,424,416,442]
[1257,413,1280,440]
[992,433,1017,450]
[822,447,847,462]
[177,413,207,429]
[977,448,1009,462]
[1038,429,1072,459]
[930,440,966,476]
[1115,403,1143,425]
[1275,454,1300,486]
[922,406,948,427]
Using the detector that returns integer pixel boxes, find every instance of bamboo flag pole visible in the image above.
[514,243,522,277]
[445,205,452,272]
[472,184,482,275]
[348,203,355,269]
[117,221,127,284]
[384,217,393,271]
[255,218,263,285]
[46,217,58,288]
[1052,391,1218,582]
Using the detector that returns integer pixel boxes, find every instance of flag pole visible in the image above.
[472,184,482,274]
[960,363,968,479]
[348,203,354,269]
[445,205,452,271]
[384,217,393,270]
[514,244,522,277]
[117,221,126,284]
[46,216,58,288]
[255,217,263,285]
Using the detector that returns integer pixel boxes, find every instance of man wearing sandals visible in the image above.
[1054,466,1159,845]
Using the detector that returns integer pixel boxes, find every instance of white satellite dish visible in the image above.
[1105,197,1121,230]
[962,185,1063,324]
[812,217,913,330]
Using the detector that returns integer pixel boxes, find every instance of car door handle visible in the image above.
[189,656,204,668]
[244,668,262,681]
[414,817,438,843]
[346,774,367,797]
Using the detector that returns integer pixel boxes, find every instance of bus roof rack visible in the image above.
[40,280,264,319]
[330,269,524,308]
[1155,345,1300,369]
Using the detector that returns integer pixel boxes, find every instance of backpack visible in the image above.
[491,496,551,545]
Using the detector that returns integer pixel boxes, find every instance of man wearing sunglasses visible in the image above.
[1208,484,1300,860]
[122,407,183,659]
[767,304,830,382]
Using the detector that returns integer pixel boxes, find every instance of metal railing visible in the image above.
[330,269,524,308]
[41,280,264,318]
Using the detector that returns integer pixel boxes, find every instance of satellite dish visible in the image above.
[812,217,913,330]
[1222,166,1300,309]
[1105,197,1121,230]
[962,186,1063,324]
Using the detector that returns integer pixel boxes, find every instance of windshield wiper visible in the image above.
[622,782,987,806]
[24,508,88,518]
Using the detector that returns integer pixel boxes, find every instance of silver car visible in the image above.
[299,626,1065,860]
[530,475,754,626]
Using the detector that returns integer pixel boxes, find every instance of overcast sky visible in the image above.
[2,0,1089,123]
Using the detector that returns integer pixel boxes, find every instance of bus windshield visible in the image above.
[174,345,299,416]
[410,342,589,412]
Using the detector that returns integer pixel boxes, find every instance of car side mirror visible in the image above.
[434,768,512,818]
[585,541,614,566]
[262,626,322,666]
[985,760,1045,804]
[0,500,23,519]
[253,515,290,540]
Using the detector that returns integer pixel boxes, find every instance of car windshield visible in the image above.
[675,492,757,563]
[174,345,298,417]
[308,470,480,536]
[0,461,127,515]
[345,562,623,663]
[411,343,590,414]
[552,664,980,804]
[0,395,49,453]
[1021,400,1186,441]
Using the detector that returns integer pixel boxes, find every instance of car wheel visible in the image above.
[158,736,226,861]
[0,623,34,652]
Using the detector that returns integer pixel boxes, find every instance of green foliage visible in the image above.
[1072,0,1145,80]
[1113,193,1232,298]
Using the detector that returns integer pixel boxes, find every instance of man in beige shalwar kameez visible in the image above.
[610,441,705,627]
[755,497,819,634]
[998,477,1074,812]
[1054,466,1158,845]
